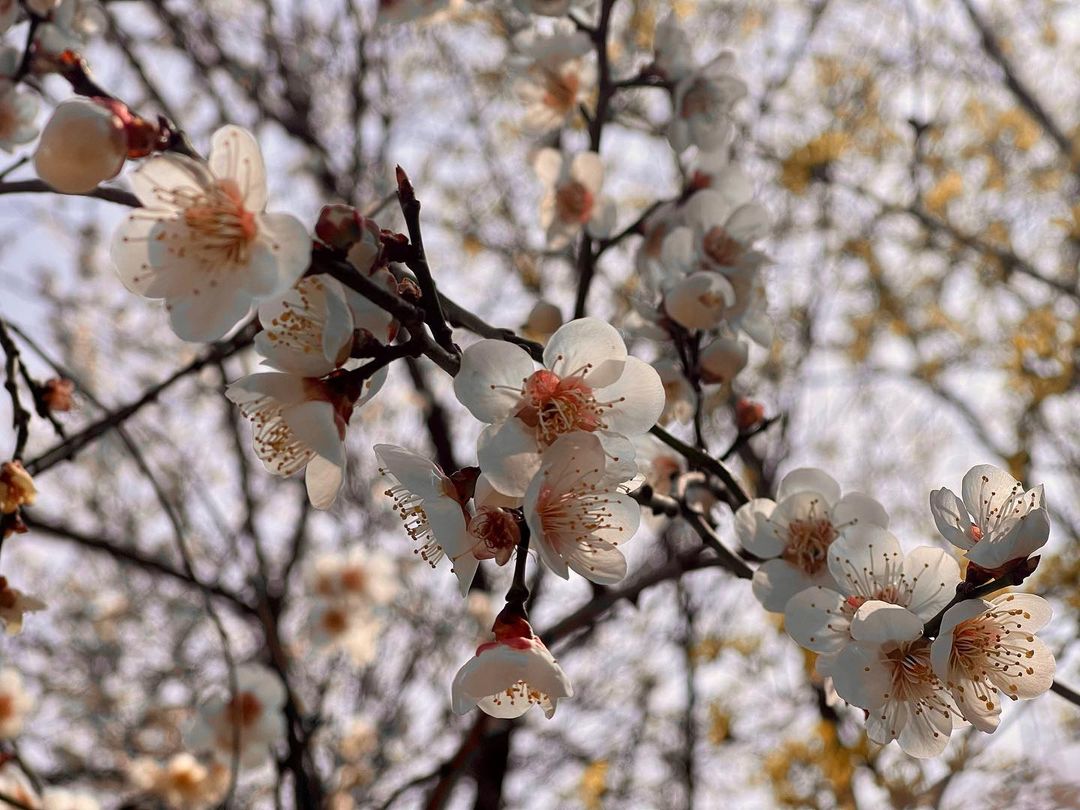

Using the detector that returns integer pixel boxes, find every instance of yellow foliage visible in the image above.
[707,702,730,745]
[925,171,963,215]
[780,132,851,195]
[997,108,1041,151]
[578,760,609,810]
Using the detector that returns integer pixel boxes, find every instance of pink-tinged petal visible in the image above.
[784,586,849,654]
[282,400,343,463]
[663,272,735,330]
[988,592,1054,633]
[831,642,891,710]
[735,499,781,557]
[531,522,571,579]
[453,340,535,423]
[776,468,842,506]
[595,431,639,486]
[251,212,312,298]
[966,507,1050,569]
[533,147,563,187]
[209,125,267,211]
[567,540,627,585]
[849,601,923,644]
[929,487,973,549]
[353,365,388,411]
[130,153,211,210]
[830,492,889,531]
[305,455,344,510]
[903,547,961,620]
[166,287,252,343]
[477,420,542,498]
[752,558,816,613]
[544,318,627,387]
[590,491,641,547]
[723,202,770,244]
[424,498,471,558]
[570,151,603,195]
[597,357,665,436]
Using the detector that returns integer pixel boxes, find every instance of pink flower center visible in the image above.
[515,369,608,446]
[542,68,581,114]
[468,508,521,566]
[702,226,743,267]
[555,181,594,224]
[179,178,259,267]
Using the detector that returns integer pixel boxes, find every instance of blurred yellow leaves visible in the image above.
[1007,306,1078,403]
[925,171,963,216]
[780,132,851,195]
[578,760,609,810]
[763,721,868,809]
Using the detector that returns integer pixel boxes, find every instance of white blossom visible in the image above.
[451,615,572,719]
[929,464,1050,570]
[524,431,641,584]
[112,125,310,342]
[128,753,228,809]
[668,53,747,153]
[0,668,33,738]
[186,664,287,768]
[514,29,594,132]
[453,317,663,496]
[735,467,889,612]
[930,593,1055,732]
[0,577,46,635]
[534,149,615,249]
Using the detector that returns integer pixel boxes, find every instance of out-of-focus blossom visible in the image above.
[521,300,563,344]
[831,601,958,758]
[734,398,764,431]
[35,0,104,56]
[513,0,587,16]
[784,526,959,671]
[227,367,385,509]
[41,378,76,412]
[931,593,1055,731]
[534,149,615,249]
[452,614,572,718]
[0,58,38,152]
[111,125,310,342]
[734,467,889,612]
[0,577,46,635]
[514,29,594,132]
[0,763,36,808]
[0,461,35,514]
[668,53,747,153]
[129,753,229,809]
[0,2,17,34]
[663,271,736,331]
[524,431,640,584]
[654,359,694,424]
[187,664,286,768]
[929,464,1050,570]
[698,335,748,384]
[453,317,662,496]
[377,0,450,24]
[0,668,33,738]
[309,602,382,666]
[41,789,100,810]
[653,14,694,81]
[308,549,399,607]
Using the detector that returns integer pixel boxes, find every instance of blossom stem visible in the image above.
[503,518,532,616]
[921,567,1035,640]
[395,166,457,356]
[650,425,750,508]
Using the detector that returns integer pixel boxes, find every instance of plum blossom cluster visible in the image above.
[736,464,1056,757]
[378,317,664,718]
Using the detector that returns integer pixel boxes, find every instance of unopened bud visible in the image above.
[698,336,748,384]
[522,301,563,342]
[41,378,75,412]
[0,461,36,515]
[316,204,364,251]
[34,98,128,194]
[397,277,422,303]
[735,399,764,432]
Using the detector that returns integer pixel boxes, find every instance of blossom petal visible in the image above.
[251,213,312,298]
[130,153,210,210]
[752,558,816,613]
[283,400,343,463]
[477,420,542,499]
[167,287,251,342]
[966,507,1050,569]
[596,357,665,436]
[544,318,627,387]
[849,601,923,644]
[305,454,344,510]
[734,498,781,557]
[903,547,961,620]
[453,339,535,423]
[929,487,973,549]
[830,492,889,531]
[209,125,268,211]
[776,468,841,506]
[784,586,850,654]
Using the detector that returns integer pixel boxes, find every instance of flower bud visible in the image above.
[698,336,748,384]
[41,378,75,412]
[34,98,127,194]
[735,398,764,432]
[522,301,563,342]
[0,461,36,515]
